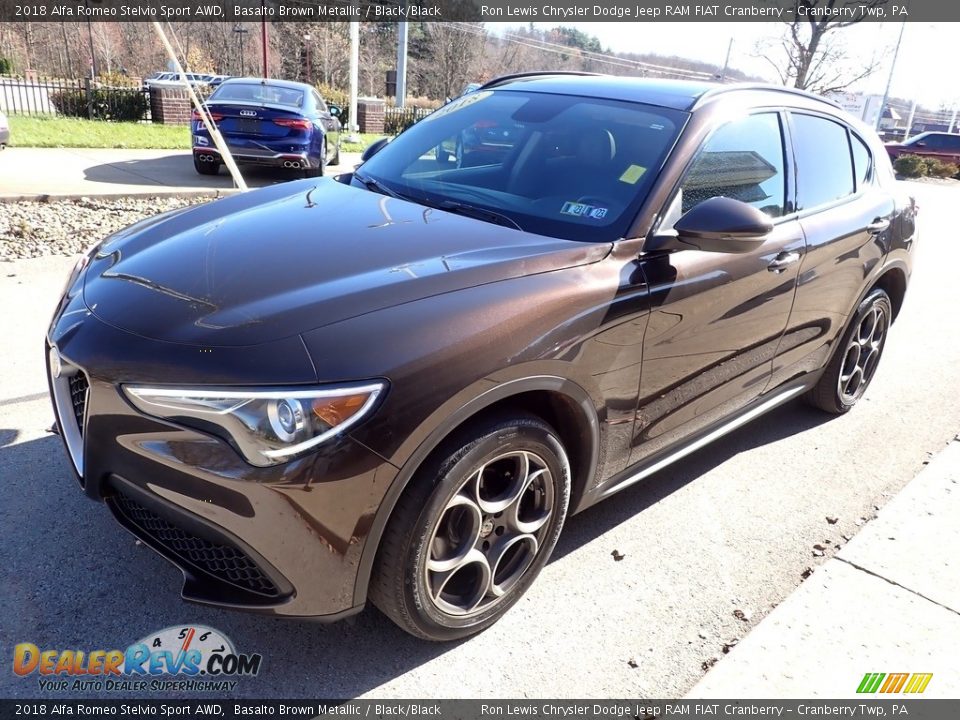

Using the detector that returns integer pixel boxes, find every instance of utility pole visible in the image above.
[903,100,917,140]
[234,24,248,77]
[718,37,733,82]
[876,21,906,132]
[396,21,408,107]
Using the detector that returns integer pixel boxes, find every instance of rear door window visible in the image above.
[851,133,872,190]
[791,114,854,211]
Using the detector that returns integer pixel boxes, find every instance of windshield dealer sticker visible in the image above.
[561,201,608,220]
[619,164,647,185]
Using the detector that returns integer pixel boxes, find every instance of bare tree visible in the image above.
[757,0,887,94]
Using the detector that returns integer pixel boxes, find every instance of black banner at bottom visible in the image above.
[1,700,959,720]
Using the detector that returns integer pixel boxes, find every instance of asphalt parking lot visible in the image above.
[0,180,957,700]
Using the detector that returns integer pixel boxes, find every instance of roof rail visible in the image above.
[479,71,601,90]
[693,83,843,110]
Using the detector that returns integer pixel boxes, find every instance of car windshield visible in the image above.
[212,83,305,108]
[357,90,686,241]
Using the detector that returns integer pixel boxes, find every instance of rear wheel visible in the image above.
[370,414,570,641]
[805,288,892,414]
[193,154,220,176]
[303,143,325,178]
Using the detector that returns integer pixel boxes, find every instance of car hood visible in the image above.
[83,179,610,347]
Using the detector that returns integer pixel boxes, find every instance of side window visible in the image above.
[851,133,872,190]
[313,92,328,113]
[679,113,786,219]
[792,114,854,210]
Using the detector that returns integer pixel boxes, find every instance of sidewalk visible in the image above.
[0,147,361,200]
[688,438,959,698]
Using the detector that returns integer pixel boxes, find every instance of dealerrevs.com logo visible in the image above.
[14,625,262,693]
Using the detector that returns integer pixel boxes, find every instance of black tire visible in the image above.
[805,288,892,414]
[193,155,219,176]
[303,144,325,178]
[331,145,341,167]
[370,414,571,641]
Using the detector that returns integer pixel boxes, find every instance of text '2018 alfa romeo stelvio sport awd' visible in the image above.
[48,74,917,640]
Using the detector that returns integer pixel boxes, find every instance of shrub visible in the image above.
[0,57,12,75]
[97,71,139,88]
[50,87,148,122]
[892,154,929,178]
[924,158,959,178]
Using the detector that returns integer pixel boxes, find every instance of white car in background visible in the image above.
[0,110,9,149]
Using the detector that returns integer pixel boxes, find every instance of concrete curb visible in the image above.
[687,437,960,698]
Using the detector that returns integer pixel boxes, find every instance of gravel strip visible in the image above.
[0,196,212,261]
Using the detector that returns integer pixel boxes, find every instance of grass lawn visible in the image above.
[8,115,384,155]
[9,115,189,149]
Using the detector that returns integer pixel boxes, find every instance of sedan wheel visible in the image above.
[805,288,892,414]
[370,414,570,640]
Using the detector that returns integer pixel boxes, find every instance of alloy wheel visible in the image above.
[424,450,555,616]
[837,303,887,404]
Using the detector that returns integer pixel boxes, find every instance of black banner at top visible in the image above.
[0,0,946,23]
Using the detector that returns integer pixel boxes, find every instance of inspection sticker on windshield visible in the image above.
[619,164,647,184]
[561,201,608,220]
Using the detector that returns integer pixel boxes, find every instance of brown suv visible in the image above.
[47,73,917,640]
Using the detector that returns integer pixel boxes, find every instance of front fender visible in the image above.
[349,373,600,608]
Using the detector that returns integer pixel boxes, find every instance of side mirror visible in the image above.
[360,137,390,162]
[647,196,773,254]
[328,105,341,118]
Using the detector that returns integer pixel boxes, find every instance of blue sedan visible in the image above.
[192,78,342,178]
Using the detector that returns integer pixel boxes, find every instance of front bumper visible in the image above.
[47,291,397,618]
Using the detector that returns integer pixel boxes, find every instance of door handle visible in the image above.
[767,251,801,273]
[867,218,891,235]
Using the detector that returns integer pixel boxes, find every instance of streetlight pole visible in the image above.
[260,0,268,79]
[304,33,311,85]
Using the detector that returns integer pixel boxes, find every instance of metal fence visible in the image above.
[384,106,434,135]
[0,76,151,122]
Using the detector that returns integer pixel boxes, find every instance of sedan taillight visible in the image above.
[191,110,223,122]
[273,118,312,131]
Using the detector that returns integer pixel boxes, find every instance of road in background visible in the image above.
[0,147,362,199]
[0,181,957,699]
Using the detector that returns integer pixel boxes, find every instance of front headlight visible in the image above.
[122,382,386,466]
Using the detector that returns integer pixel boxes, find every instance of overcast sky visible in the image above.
[490,22,957,109]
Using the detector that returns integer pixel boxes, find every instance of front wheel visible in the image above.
[805,288,892,414]
[370,414,570,641]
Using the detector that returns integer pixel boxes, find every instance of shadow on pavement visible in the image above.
[556,399,833,562]
[81,154,343,191]
[0,400,831,699]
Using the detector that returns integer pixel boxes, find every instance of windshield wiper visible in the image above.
[435,200,523,231]
[354,170,403,200]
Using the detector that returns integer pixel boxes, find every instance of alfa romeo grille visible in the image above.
[68,373,88,437]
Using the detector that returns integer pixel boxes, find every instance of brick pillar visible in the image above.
[150,87,193,125]
[356,98,385,134]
